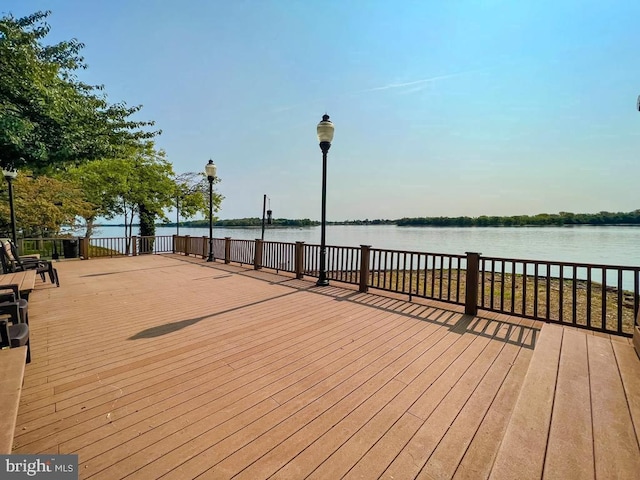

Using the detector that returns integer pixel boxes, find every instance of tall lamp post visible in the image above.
[2,167,18,244]
[205,159,217,262]
[316,114,334,287]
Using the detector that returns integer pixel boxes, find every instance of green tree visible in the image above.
[0,11,158,173]
[65,158,131,238]
[173,172,223,235]
[0,172,92,237]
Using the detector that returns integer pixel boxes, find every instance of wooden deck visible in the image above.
[12,254,640,479]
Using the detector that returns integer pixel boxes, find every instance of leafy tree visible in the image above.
[0,10,158,173]
[0,172,91,237]
[65,157,131,238]
[172,172,223,235]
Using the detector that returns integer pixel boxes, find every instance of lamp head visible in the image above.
[317,114,334,145]
[2,167,17,180]
[204,159,217,180]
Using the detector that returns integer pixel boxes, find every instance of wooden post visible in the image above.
[359,245,371,293]
[465,252,481,315]
[184,236,191,257]
[224,237,231,264]
[132,236,138,256]
[254,239,263,270]
[295,242,305,279]
[79,237,89,260]
[202,236,208,259]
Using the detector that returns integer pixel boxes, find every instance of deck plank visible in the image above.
[488,323,563,480]
[588,335,640,479]
[12,254,640,479]
[543,330,594,480]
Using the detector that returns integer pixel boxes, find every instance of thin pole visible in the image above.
[7,177,17,245]
[176,195,180,236]
[317,144,330,286]
[261,194,266,241]
[207,178,214,261]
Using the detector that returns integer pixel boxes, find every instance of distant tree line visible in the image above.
[395,210,640,227]
[168,217,319,227]
[165,210,640,229]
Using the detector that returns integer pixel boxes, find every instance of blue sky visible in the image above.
[4,0,640,221]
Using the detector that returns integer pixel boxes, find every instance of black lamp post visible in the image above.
[316,114,334,287]
[2,167,18,245]
[205,159,217,262]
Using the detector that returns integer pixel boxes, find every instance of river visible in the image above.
[94,224,640,267]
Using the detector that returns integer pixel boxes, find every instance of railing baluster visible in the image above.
[533,262,539,319]
[598,267,605,331]
[617,269,623,334]
[522,262,527,316]
[559,265,564,322]
[585,267,592,328]
[572,266,578,325]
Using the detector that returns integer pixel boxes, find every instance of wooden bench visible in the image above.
[0,346,27,453]
[0,270,37,299]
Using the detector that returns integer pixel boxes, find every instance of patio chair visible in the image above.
[0,284,28,325]
[1,240,59,287]
[0,320,30,363]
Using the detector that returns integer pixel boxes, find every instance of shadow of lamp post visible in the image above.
[2,167,18,244]
[316,114,334,287]
[205,159,217,262]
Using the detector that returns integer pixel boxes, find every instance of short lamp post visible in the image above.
[205,159,217,262]
[316,114,334,287]
[2,167,18,245]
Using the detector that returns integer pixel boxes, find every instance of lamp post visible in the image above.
[205,159,217,262]
[316,114,334,287]
[2,167,18,245]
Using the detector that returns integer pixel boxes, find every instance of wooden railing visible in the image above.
[72,234,639,338]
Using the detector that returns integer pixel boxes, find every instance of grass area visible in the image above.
[368,269,637,335]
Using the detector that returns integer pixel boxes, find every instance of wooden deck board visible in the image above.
[489,323,563,480]
[543,329,594,480]
[588,335,640,479]
[11,254,640,479]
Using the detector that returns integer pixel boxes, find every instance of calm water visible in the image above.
[94,224,640,267]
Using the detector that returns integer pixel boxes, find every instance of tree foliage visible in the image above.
[0,10,158,173]
[395,210,640,227]
[0,172,92,237]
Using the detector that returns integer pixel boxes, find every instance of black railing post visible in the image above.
[224,237,231,264]
[359,245,371,293]
[295,242,305,279]
[172,235,176,254]
[254,239,263,270]
[465,252,481,315]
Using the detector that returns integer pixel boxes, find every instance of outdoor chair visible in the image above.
[0,319,30,363]
[1,240,59,287]
[0,284,28,325]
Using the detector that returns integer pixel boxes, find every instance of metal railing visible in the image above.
[303,244,361,285]
[368,248,466,305]
[261,241,296,273]
[479,256,640,336]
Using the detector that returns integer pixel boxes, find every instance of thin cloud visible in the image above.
[358,68,483,94]
[271,68,484,113]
